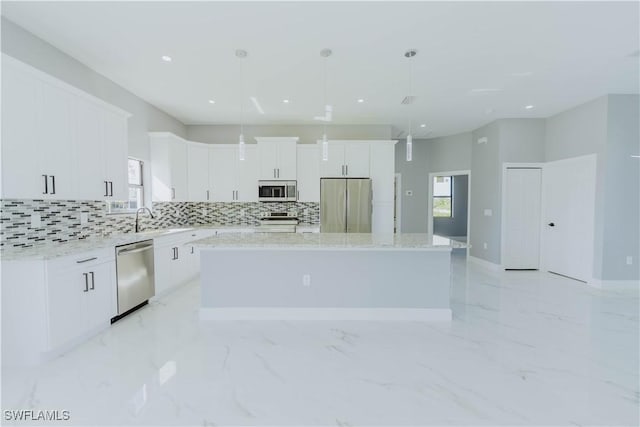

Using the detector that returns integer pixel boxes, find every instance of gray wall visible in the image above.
[395,132,472,233]
[469,119,546,264]
[1,18,186,161]
[547,95,639,281]
[470,122,501,263]
[434,175,468,238]
[601,95,639,280]
[187,124,392,144]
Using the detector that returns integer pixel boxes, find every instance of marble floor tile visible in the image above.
[2,253,638,426]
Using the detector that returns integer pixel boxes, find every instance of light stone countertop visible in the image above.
[193,232,466,250]
[0,225,256,261]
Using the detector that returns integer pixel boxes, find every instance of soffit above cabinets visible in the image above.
[2,1,638,138]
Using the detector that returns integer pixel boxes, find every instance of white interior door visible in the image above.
[542,155,596,282]
[503,168,542,269]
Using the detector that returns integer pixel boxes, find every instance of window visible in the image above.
[106,158,145,214]
[433,176,453,217]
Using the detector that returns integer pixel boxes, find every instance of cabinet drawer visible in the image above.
[46,247,114,276]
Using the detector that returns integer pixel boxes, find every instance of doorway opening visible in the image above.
[427,170,470,250]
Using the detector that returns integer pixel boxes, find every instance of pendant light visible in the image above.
[404,49,417,162]
[236,49,248,160]
[320,48,332,161]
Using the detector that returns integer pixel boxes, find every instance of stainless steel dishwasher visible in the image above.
[113,239,155,322]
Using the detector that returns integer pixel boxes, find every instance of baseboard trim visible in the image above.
[588,279,640,290]
[199,307,452,321]
[468,255,503,271]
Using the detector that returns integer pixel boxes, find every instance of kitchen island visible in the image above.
[194,233,462,321]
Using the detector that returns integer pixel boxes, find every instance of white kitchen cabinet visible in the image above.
[237,146,259,201]
[102,109,129,200]
[209,146,237,202]
[319,141,370,178]
[153,230,214,297]
[256,137,298,180]
[187,142,211,202]
[209,144,258,202]
[296,145,320,202]
[47,259,115,350]
[75,101,129,200]
[1,248,116,365]
[1,54,130,201]
[150,132,189,202]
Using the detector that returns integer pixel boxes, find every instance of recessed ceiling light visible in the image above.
[282,99,289,104]
[357,99,364,103]
[420,124,426,128]
[525,105,534,110]
[512,71,534,77]
[208,99,215,104]
[161,55,172,62]
[485,108,495,115]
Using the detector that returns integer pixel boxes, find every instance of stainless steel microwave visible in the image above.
[258,181,297,202]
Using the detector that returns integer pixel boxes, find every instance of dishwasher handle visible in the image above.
[117,243,154,256]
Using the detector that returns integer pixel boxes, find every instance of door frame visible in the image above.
[500,163,544,269]
[427,169,471,256]
[394,173,402,233]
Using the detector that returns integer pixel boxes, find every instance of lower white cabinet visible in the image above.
[153,229,217,296]
[47,259,115,350]
[1,248,116,365]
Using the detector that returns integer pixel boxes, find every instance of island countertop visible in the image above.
[192,232,466,250]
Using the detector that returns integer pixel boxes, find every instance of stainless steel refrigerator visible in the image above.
[320,178,372,233]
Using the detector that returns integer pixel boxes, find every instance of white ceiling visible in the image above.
[3,1,638,138]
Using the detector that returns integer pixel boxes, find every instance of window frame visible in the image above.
[433,175,454,218]
[106,158,146,215]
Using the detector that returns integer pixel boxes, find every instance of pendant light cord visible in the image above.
[240,57,245,137]
[408,54,413,135]
[323,54,327,137]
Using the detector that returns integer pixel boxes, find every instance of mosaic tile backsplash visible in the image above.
[0,199,319,248]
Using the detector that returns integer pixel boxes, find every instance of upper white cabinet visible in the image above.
[209,145,258,202]
[296,145,320,202]
[187,142,211,202]
[1,54,130,200]
[149,132,189,202]
[319,141,370,178]
[256,137,298,180]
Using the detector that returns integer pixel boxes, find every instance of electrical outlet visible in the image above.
[240,209,245,217]
[477,137,488,144]
[626,256,633,265]
[201,208,207,216]
[303,274,311,287]
[484,209,492,216]
[30,214,41,228]
[80,212,88,225]
[483,242,488,250]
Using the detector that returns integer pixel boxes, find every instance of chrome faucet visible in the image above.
[135,207,155,233]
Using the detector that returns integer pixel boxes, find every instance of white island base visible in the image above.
[197,233,454,322]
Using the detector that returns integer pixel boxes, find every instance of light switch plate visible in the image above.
[484,209,492,216]
[80,212,88,225]
[30,214,41,228]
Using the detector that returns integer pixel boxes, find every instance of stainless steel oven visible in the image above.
[258,180,297,202]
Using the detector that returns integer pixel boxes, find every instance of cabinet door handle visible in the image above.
[175,247,179,259]
[109,181,114,197]
[83,273,89,292]
[42,175,49,194]
[273,168,276,178]
[191,246,194,254]
[206,190,210,201]
[297,190,300,200]
[49,175,56,194]
[104,181,109,197]
[89,271,95,290]
[172,247,177,260]
[171,187,175,200]
[346,165,348,176]
[76,257,97,264]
